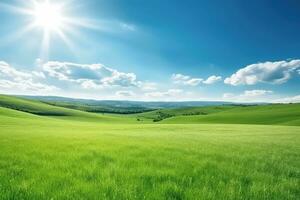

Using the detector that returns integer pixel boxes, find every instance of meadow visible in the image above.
[0,95,299,199]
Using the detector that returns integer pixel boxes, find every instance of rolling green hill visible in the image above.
[21,95,232,109]
[162,103,300,126]
[43,101,154,114]
[0,95,134,123]
[136,106,238,122]
[0,94,300,126]
[0,94,299,199]
[0,106,299,199]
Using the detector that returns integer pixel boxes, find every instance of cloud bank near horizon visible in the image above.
[0,59,299,102]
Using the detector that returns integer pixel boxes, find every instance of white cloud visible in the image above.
[0,60,165,99]
[171,73,203,86]
[222,90,273,102]
[0,61,57,93]
[42,61,139,88]
[184,78,203,86]
[0,79,56,92]
[222,93,235,99]
[0,61,32,80]
[43,61,108,81]
[225,59,300,86]
[101,71,137,87]
[138,82,157,91]
[145,89,183,98]
[172,73,221,86]
[116,90,135,97]
[171,74,190,83]
[273,95,300,103]
[80,80,102,89]
[243,90,273,97]
[32,71,46,79]
[203,75,222,84]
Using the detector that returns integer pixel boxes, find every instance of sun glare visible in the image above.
[33,1,63,30]
[4,0,91,60]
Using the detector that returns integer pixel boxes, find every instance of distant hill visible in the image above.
[1,94,298,126]
[160,103,300,126]
[0,95,135,123]
[19,95,237,110]
[136,106,238,122]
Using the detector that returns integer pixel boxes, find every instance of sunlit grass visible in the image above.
[0,114,299,199]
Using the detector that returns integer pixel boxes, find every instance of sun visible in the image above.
[2,0,93,60]
[32,1,63,31]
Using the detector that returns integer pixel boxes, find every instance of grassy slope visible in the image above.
[41,101,154,114]
[0,110,299,199]
[0,96,299,199]
[1,94,300,126]
[162,104,300,126]
[136,106,235,119]
[0,95,135,123]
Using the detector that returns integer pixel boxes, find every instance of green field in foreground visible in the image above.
[0,105,299,200]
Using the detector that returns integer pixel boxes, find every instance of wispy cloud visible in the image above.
[203,75,222,84]
[138,82,157,91]
[223,90,273,102]
[171,73,221,86]
[0,61,57,94]
[273,94,300,103]
[171,73,202,86]
[145,89,183,98]
[116,90,135,97]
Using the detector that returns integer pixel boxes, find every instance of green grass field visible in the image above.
[0,95,299,199]
[136,103,300,125]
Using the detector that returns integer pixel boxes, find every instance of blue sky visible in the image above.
[0,0,299,102]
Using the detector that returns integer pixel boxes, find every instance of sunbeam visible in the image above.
[1,0,82,61]
[0,0,126,61]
